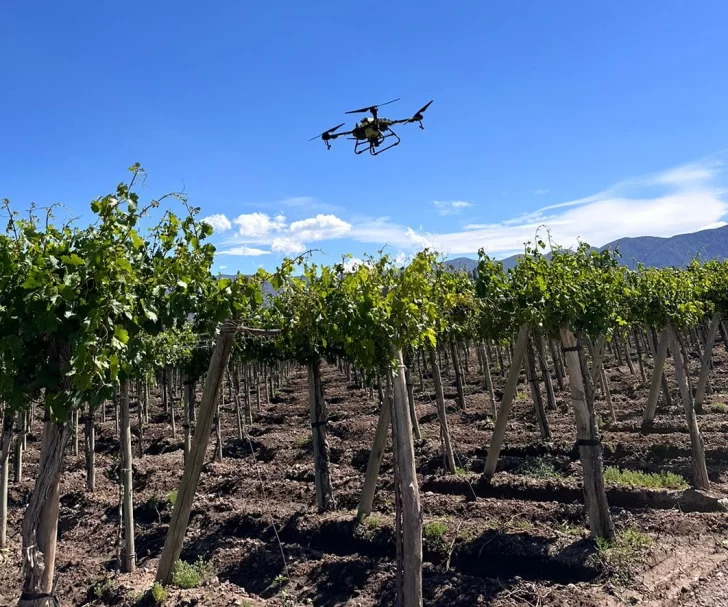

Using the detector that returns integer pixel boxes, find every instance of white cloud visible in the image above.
[651,164,713,186]
[219,265,227,270]
[217,246,271,256]
[215,211,353,258]
[393,251,413,267]
[432,200,474,215]
[535,189,549,195]
[342,256,372,273]
[348,218,434,250]
[288,214,352,241]
[271,237,306,255]
[347,159,728,257]
[202,214,232,232]
[405,227,432,248]
[206,157,727,264]
[233,212,287,237]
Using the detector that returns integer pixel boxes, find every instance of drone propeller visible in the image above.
[308,123,346,142]
[405,100,433,129]
[409,100,433,121]
[345,98,401,116]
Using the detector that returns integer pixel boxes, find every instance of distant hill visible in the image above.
[596,224,728,269]
[445,224,728,272]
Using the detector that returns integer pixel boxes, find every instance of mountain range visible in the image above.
[444,224,728,274]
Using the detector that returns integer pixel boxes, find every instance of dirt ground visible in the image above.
[1,340,728,606]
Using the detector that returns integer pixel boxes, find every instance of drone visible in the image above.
[308,98,433,156]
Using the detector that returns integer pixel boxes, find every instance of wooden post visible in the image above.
[622,334,636,375]
[478,341,496,416]
[308,361,335,512]
[694,313,721,412]
[72,409,79,457]
[357,372,392,519]
[0,415,13,552]
[450,340,467,411]
[548,338,565,390]
[18,415,71,607]
[429,349,457,474]
[120,379,136,573]
[417,350,425,393]
[255,365,261,412]
[642,329,669,429]
[719,321,728,352]
[183,374,193,462]
[612,336,623,367]
[212,388,223,463]
[232,369,244,441]
[137,382,145,459]
[85,403,95,492]
[404,365,421,440]
[590,336,615,422]
[669,325,710,489]
[14,409,24,484]
[560,327,614,540]
[634,327,647,383]
[391,346,423,607]
[156,323,236,585]
[645,327,657,358]
[526,338,550,440]
[533,332,557,410]
[483,326,529,480]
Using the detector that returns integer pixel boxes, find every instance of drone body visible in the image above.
[309,98,433,156]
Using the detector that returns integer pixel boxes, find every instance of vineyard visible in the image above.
[1,167,728,607]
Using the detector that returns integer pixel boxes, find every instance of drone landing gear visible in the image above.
[354,128,401,155]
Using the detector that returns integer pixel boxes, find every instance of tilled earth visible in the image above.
[1,344,728,606]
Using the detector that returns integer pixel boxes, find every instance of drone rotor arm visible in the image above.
[308,122,347,142]
[328,129,354,140]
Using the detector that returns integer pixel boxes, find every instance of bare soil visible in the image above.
[1,343,728,606]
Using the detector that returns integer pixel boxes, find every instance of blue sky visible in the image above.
[2,1,727,274]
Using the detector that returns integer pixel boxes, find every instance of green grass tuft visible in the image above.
[151,581,168,604]
[711,402,726,413]
[423,520,448,542]
[171,556,214,589]
[524,458,564,480]
[294,435,312,449]
[604,466,688,490]
[594,527,653,584]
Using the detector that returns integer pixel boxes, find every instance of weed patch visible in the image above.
[151,581,168,604]
[524,458,564,480]
[172,556,214,589]
[295,435,312,449]
[604,466,687,490]
[424,520,448,543]
[592,527,653,584]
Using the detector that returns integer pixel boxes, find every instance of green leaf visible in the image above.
[61,253,85,266]
[114,326,129,344]
[130,231,144,249]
